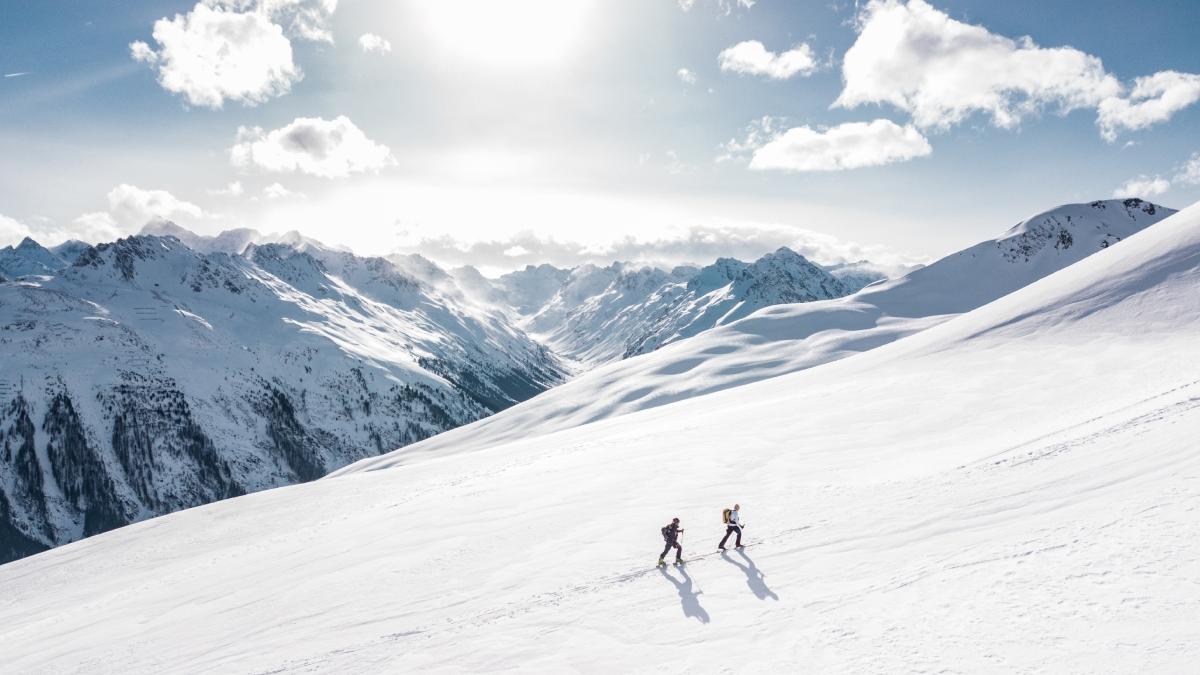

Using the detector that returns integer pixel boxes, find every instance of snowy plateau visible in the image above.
[0,197,1197,673]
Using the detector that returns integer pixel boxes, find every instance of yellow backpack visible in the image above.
[722,508,732,524]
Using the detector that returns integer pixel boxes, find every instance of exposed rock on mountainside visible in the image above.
[0,232,565,563]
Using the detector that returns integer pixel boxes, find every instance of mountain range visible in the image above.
[0,223,877,562]
[0,195,1194,671]
[0,231,565,561]
[342,198,1174,471]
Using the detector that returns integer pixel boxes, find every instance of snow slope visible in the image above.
[0,201,1197,672]
[340,198,1174,472]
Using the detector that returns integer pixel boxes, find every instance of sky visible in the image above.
[1,0,1199,273]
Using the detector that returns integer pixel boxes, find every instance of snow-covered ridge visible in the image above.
[337,198,1175,474]
[0,237,69,277]
[1,200,1196,672]
[516,246,854,364]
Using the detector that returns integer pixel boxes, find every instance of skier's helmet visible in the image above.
[672,517,679,523]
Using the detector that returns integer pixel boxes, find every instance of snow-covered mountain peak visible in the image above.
[516,247,853,364]
[245,241,331,290]
[137,221,348,257]
[494,263,572,314]
[850,199,1177,318]
[139,219,199,240]
[0,236,68,277]
[49,240,91,265]
[686,246,845,302]
[72,234,202,282]
[385,252,452,286]
[1000,198,1164,240]
[687,256,748,291]
[824,259,922,293]
[14,236,41,251]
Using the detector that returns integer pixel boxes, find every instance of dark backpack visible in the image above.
[661,525,672,541]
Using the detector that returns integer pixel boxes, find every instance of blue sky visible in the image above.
[1,0,1198,272]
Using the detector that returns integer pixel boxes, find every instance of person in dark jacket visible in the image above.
[658,518,684,565]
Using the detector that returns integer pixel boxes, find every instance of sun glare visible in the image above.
[416,0,594,68]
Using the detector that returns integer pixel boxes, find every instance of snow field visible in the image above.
[1,203,1198,671]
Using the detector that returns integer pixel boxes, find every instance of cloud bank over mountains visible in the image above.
[395,221,924,274]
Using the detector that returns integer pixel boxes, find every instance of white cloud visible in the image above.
[1,187,202,247]
[1176,152,1200,185]
[1,211,126,248]
[107,184,205,227]
[1097,71,1200,142]
[263,182,304,199]
[837,0,1120,131]
[129,1,335,108]
[231,116,395,179]
[219,0,338,43]
[359,33,392,54]
[209,181,245,196]
[718,40,818,80]
[665,150,694,175]
[130,3,299,108]
[678,0,754,13]
[129,41,158,64]
[1107,151,1200,199]
[836,0,1200,141]
[742,119,931,172]
[0,213,34,246]
[717,115,786,163]
[399,221,917,273]
[1112,175,1171,198]
[69,212,126,243]
[676,68,697,85]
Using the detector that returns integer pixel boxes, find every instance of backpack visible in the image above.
[661,525,672,541]
[722,508,732,524]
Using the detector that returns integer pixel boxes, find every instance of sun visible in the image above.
[415,0,595,68]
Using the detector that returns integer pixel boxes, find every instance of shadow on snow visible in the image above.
[658,565,710,623]
[721,549,778,601]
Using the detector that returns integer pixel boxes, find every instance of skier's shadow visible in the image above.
[658,565,710,623]
[722,549,778,601]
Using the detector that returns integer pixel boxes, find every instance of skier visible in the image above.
[718,503,744,550]
[658,517,684,566]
